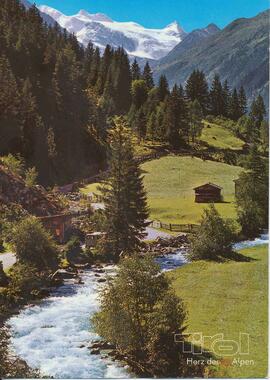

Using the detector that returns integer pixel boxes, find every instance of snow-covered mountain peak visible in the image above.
[164,21,184,35]
[75,9,113,23]
[38,5,63,20]
[38,4,187,60]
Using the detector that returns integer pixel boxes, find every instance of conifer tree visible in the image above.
[131,58,141,81]
[142,61,154,89]
[164,85,188,148]
[131,79,148,109]
[157,74,169,102]
[236,145,268,237]
[238,86,247,117]
[249,95,266,129]
[209,74,225,116]
[99,117,149,260]
[222,80,231,118]
[112,48,132,114]
[95,45,113,95]
[20,78,38,159]
[133,108,147,140]
[229,88,241,121]
[185,69,209,114]
[189,99,203,143]
[147,112,157,141]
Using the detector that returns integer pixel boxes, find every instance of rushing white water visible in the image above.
[233,233,269,250]
[6,234,268,378]
[7,265,130,379]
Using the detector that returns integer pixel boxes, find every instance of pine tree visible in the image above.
[185,70,209,114]
[236,145,268,237]
[99,117,149,260]
[164,85,188,148]
[95,44,113,95]
[189,99,203,143]
[157,75,169,102]
[156,103,166,141]
[209,74,225,116]
[131,58,141,81]
[142,61,154,89]
[133,108,147,140]
[131,79,148,109]
[112,48,132,114]
[146,112,157,141]
[20,78,38,159]
[249,95,266,129]
[229,88,241,121]
[222,80,231,118]
[238,86,247,117]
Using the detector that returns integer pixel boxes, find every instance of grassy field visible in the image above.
[200,122,244,150]
[142,156,242,224]
[168,244,268,378]
[81,156,242,224]
[80,182,101,196]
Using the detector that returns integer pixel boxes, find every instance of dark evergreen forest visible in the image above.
[0,0,265,185]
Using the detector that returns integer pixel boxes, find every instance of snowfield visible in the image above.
[39,6,186,60]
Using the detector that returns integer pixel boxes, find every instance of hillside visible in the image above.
[200,121,244,150]
[0,164,63,217]
[154,10,269,108]
[142,156,242,224]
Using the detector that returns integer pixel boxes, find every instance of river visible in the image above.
[6,235,268,379]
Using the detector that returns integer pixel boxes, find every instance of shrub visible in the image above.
[190,204,235,260]
[6,263,46,301]
[11,216,59,270]
[25,167,38,187]
[1,154,24,176]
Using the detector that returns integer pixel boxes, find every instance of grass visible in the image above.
[200,122,244,150]
[168,244,268,378]
[142,156,243,224]
[80,182,101,196]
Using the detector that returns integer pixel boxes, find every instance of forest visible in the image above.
[1,0,266,187]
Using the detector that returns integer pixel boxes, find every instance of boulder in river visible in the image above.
[90,348,100,355]
[51,269,78,281]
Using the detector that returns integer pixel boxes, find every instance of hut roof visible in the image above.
[193,182,223,191]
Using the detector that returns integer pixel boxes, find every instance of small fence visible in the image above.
[149,220,199,234]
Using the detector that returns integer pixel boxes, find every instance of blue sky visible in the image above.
[30,0,268,31]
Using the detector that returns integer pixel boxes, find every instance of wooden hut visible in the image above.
[38,213,74,243]
[193,183,223,203]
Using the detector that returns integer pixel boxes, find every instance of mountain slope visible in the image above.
[20,0,57,26]
[157,23,220,67]
[154,10,269,106]
[38,5,187,60]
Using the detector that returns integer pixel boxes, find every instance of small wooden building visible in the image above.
[193,183,223,203]
[38,213,74,243]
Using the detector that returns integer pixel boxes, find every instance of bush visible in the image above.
[92,255,187,377]
[11,216,59,270]
[6,263,46,301]
[1,154,24,176]
[190,204,235,260]
[25,167,38,187]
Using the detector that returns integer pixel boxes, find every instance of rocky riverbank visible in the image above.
[142,234,190,256]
